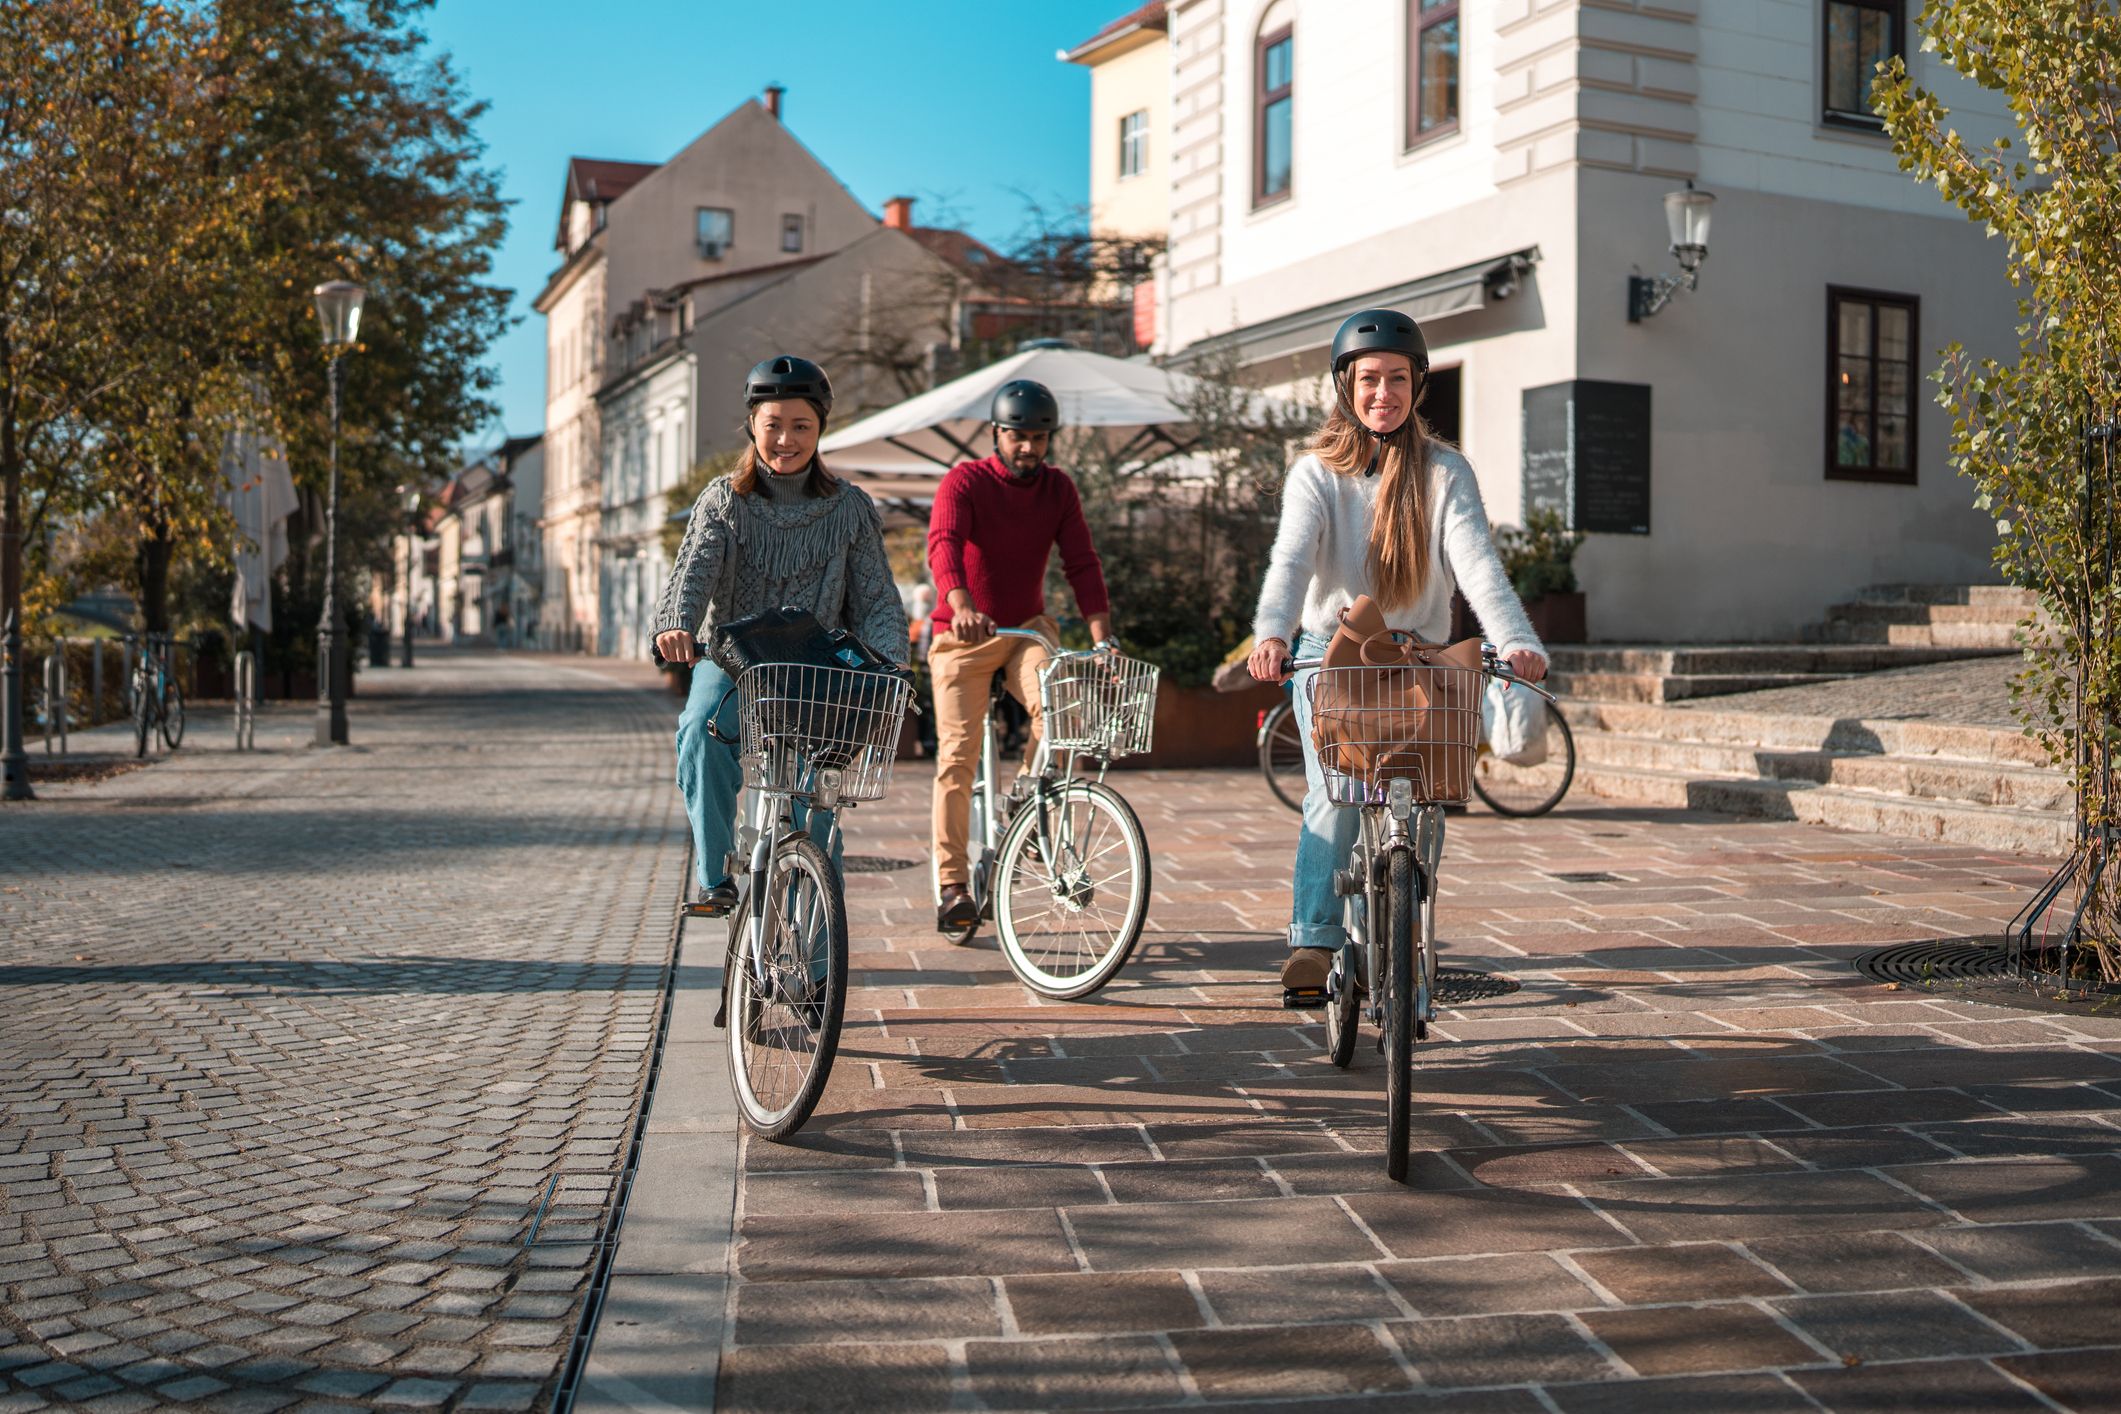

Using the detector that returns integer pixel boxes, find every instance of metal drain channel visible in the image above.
[1855,940,2016,986]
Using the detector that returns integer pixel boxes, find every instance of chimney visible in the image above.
[883,196,914,230]
[763,84,784,120]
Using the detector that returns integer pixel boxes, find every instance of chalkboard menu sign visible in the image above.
[1519,380,1652,535]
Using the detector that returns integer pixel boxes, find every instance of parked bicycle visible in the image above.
[125,633,186,758]
[950,627,1157,999]
[1259,681,1574,817]
[707,659,913,1138]
[1293,642,1557,1181]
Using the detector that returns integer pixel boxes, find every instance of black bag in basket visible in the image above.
[709,606,903,758]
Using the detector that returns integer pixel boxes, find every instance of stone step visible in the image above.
[1573,732,2073,812]
[1546,670,1854,705]
[1855,583,2040,609]
[1568,761,2073,855]
[1822,600,2031,627]
[1546,643,2005,677]
[1562,698,2056,768]
[1806,620,2025,649]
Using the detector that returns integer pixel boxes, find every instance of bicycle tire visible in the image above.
[726,834,847,1139]
[1472,701,1576,817]
[1385,847,1416,1182]
[994,780,1150,999]
[133,677,154,759]
[1259,699,1306,813]
[160,684,186,750]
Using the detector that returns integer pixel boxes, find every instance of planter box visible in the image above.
[1526,591,1587,644]
[1116,680,1283,770]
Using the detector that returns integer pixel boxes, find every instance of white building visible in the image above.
[1077,0,2020,641]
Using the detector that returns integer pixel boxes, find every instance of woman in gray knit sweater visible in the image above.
[652,356,909,912]
[1248,310,1548,993]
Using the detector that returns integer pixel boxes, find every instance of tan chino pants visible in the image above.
[928,615,1057,890]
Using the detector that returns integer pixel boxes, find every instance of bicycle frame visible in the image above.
[964,629,1108,912]
[1342,784,1447,1028]
[733,743,845,996]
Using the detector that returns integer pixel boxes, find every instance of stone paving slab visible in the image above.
[704,757,2121,1411]
[0,651,687,1411]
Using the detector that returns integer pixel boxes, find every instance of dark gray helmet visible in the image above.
[1330,309,1430,379]
[744,355,832,416]
[990,379,1060,432]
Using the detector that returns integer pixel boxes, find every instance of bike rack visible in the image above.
[41,651,67,754]
[234,650,256,751]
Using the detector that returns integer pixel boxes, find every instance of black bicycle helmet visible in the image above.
[744,355,833,417]
[990,379,1061,433]
[1330,308,1430,380]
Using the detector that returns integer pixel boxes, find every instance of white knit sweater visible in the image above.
[1251,448,1545,660]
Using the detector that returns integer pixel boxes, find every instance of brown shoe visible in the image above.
[937,884,979,933]
[1280,947,1334,990]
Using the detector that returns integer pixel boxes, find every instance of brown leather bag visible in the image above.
[1309,596,1483,801]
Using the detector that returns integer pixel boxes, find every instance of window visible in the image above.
[1255,27,1293,207]
[1828,288,1918,483]
[1823,0,1902,127]
[1408,0,1459,147]
[780,213,804,254]
[1118,109,1149,178]
[695,207,733,260]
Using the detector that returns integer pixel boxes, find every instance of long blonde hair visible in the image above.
[1307,373,1434,611]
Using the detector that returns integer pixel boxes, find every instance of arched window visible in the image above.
[1254,4,1294,207]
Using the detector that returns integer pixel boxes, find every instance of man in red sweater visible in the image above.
[927,378,1114,931]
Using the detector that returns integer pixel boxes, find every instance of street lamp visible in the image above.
[396,484,419,668]
[313,279,364,745]
[1627,182,1717,323]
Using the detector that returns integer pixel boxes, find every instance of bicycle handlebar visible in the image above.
[1277,645,1559,703]
[991,626,1113,663]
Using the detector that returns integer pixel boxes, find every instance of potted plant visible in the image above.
[1496,508,1587,643]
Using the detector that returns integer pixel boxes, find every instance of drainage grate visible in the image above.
[1549,871,1624,885]
[844,855,921,874]
[1855,940,2015,987]
[1436,967,1521,1003]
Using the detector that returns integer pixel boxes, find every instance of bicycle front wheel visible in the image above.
[995,780,1150,999]
[726,834,848,1139]
[133,681,154,759]
[1472,701,1575,817]
[160,684,186,750]
[1260,700,1305,813]
[1385,847,1416,1182]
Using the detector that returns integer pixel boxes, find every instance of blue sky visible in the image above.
[419,0,1131,447]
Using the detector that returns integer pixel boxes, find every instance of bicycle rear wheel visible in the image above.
[727,834,847,1139]
[1472,701,1575,817]
[1385,847,1416,1182]
[1260,700,1305,813]
[995,780,1150,999]
[160,684,186,750]
[133,679,153,759]
[1324,941,1359,1069]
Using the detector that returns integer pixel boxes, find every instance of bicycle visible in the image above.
[949,627,1157,1000]
[1258,681,1574,817]
[126,634,186,758]
[707,660,913,1139]
[1290,642,1556,1181]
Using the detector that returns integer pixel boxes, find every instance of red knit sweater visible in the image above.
[926,457,1110,631]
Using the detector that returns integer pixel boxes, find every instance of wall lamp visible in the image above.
[1627,182,1716,323]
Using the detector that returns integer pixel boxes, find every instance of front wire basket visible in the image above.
[738,662,912,802]
[1039,651,1160,761]
[1303,663,1482,805]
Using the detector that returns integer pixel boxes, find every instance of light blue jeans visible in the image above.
[1289,631,1361,951]
[675,660,841,890]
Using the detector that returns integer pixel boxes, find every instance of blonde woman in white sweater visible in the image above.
[1249,309,1549,993]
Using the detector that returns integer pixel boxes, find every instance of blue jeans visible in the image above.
[1289,631,1360,951]
[675,660,842,890]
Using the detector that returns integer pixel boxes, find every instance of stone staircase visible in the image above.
[1553,583,2070,854]
[1545,583,2034,705]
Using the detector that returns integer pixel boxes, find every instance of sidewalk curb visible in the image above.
[570,909,738,1412]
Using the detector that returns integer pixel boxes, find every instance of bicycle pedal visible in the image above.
[681,899,735,920]
[1282,986,1329,1010]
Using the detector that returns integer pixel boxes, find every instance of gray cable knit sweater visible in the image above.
[652,470,909,663]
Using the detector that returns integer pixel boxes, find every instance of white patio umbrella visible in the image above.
[819,343,1304,486]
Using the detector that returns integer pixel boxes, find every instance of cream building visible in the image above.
[1089,0,2021,641]
[536,88,878,653]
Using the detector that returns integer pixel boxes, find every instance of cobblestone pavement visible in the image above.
[721,760,2121,1411]
[0,651,687,1412]
[1682,656,2024,729]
